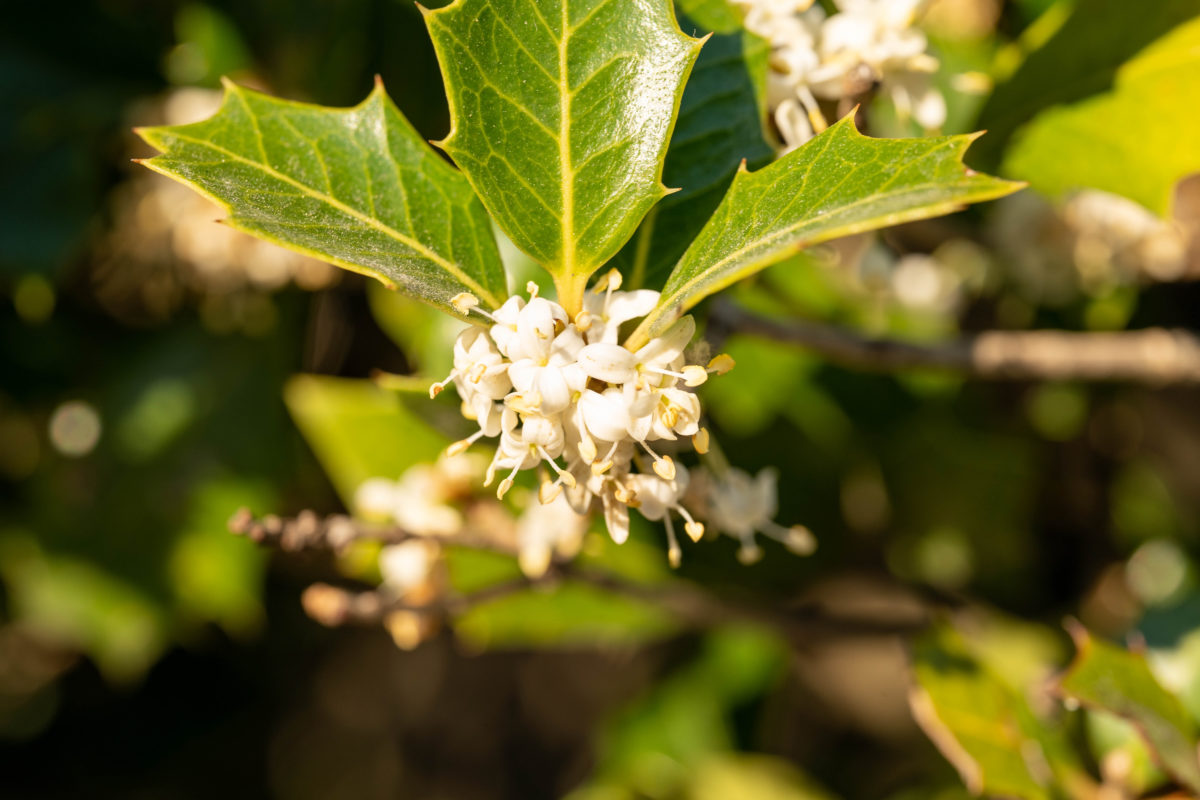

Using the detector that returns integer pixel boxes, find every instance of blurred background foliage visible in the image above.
[2,0,1199,797]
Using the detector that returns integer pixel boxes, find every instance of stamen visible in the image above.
[445,430,484,457]
[496,463,522,500]
[574,310,593,332]
[525,280,540,298]
[664,516,682,568]
[450,293,479,315]
[429,370,457,399]
[693,427,710,455]
[707,354,735,375]
[762,521,817,555]
[592,440,619,475]
[635,439,676,480]
[483,448,505,487]
[537,446,577,488]
[681,365,708,387]
[538,478,562,504]
[797,86,828,133]
[736,536,763,565]
[676,505,704,542]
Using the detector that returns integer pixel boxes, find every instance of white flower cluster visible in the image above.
[432,273,732,566]
[733,0,946,151]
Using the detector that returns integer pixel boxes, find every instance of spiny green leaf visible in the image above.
[910,622,1077,800]
[136,79,507,314]
[613,12,774,290]
[1057,621,1200,794]
[626,118,1022,347]
[1003,15,1200,217]
[424,0,703,296]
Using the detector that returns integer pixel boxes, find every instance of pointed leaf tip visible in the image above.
[133,82,507,315]
[627,124,1022,346]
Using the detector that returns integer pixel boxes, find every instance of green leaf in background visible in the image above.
[974,0,1200,167]
[1003,15,1200,217]
[613,13,774,290]
[626,120,1022,346]
[1056,621,1200,794]
[675,0,744,34]
[424,0,702,306]
[453,580,678,651]
[909,622,1075,800]
[283,375,450,510]
[570,627,790,799]
[136,80,507,314]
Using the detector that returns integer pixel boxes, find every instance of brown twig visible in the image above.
[709,298,1200,384]
[233,506,932,640]
[227,507,518,557]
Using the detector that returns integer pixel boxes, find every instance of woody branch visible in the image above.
[709,298,1200,384]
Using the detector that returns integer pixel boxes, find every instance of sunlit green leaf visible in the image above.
[975,0,1200,167]
[136,80,507,313]
[626,119,1021,346]
[283,375,450,509]
[1057,622,1200,794]
[910,622,1074,800]
[1003,16,1200,216]
[424,0,702,298]
[614,13,773,290]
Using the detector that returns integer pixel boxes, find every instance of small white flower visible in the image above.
[515,494,589,578]
[432,279,734,565]
[379,540,439,593]
[696,466,817,563]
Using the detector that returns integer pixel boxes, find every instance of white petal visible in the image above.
[578,343,639,384]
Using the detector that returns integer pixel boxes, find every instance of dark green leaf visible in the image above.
[627,119,1021,346]
[137,80,508,314]
[424,0,702,301]
[613,13,774,290]
[1057,622,1200,794]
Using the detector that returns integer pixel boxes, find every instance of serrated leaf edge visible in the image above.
[136,77,504,311]
[625,116,1024,348]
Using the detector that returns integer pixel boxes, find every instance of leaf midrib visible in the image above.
[559,0,576,278]
[152,128,502,306]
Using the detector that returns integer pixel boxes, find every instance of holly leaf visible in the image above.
[424,0,703,296]
[626,118,1022,347]
[1057,622,1200,795]
[136,79,507,314]
[1003,16,1200,217]
[613,13,774,290]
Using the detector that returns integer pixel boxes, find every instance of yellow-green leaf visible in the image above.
[1057,622,1200,795]
[1003,16,1200,217]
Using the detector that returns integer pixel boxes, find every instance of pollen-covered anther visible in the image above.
[684,521,705,542]
[538,478,562,505]
[574,310,593,332]
[653,455,676,481]
[682,365,709,387]
[707,354,735,375]
[450,292,479,315]
[693,427,710,454]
